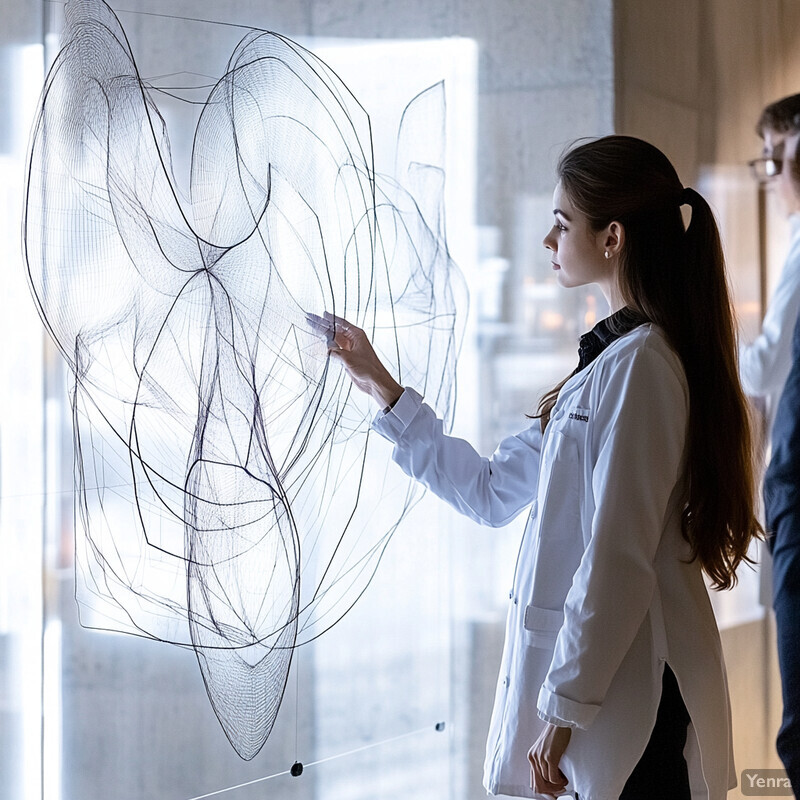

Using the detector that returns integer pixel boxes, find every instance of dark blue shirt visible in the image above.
[764,311,800,550]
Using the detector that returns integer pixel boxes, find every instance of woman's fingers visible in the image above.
[527,728,570,797]
[304,311,360,350]
[529,755,567,794]
[311,312,367,360]
[322,311,356,335]
[304,312,336,348]
[543,754,567,786]
[304,311,328,331]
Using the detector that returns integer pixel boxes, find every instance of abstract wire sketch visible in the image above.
[24,0,465,759]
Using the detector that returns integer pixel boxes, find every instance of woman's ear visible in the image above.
[602,221,625,257]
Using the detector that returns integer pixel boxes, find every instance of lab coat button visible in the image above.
[503,676,509,687]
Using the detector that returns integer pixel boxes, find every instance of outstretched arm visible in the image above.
[307,312,542,527]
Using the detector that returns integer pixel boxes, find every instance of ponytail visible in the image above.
[669,187,761,589]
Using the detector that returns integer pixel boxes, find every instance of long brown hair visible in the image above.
[537,135,762,589]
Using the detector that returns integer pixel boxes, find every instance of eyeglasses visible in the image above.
[748,156,783,182]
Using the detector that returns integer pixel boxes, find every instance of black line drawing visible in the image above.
[24,0,465,759]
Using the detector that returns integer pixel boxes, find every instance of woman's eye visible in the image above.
[555,221,567,232]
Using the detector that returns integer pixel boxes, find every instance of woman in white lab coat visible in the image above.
[318,136,762,799]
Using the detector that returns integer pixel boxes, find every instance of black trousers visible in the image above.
[576,664,691,800]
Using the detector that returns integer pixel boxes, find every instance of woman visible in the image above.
[312,136,761,799]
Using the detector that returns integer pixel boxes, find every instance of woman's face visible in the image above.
[543,181,621,307]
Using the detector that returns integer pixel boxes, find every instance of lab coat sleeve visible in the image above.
[739,236,800,397]
[537,345,688,729]
[371,387,542,527]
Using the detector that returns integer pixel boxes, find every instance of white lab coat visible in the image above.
[372,324,735,800]
[740,214,800,436]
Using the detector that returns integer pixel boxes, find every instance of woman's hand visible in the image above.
[528,723,572,797]
[306,312,403,408]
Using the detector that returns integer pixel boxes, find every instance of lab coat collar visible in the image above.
[576,306,649,371]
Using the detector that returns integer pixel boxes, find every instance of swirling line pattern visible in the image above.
[24,0,465,759]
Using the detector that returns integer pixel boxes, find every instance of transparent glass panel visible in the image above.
[3,3,622,800]
[36,8,476,800]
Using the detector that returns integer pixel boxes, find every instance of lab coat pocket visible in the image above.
[523,605,564,649]
[538,430,581,538]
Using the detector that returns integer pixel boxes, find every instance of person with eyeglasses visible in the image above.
[748,94,800,796]
[742,94,800,437]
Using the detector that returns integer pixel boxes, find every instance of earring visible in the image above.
[604,251,610,259]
